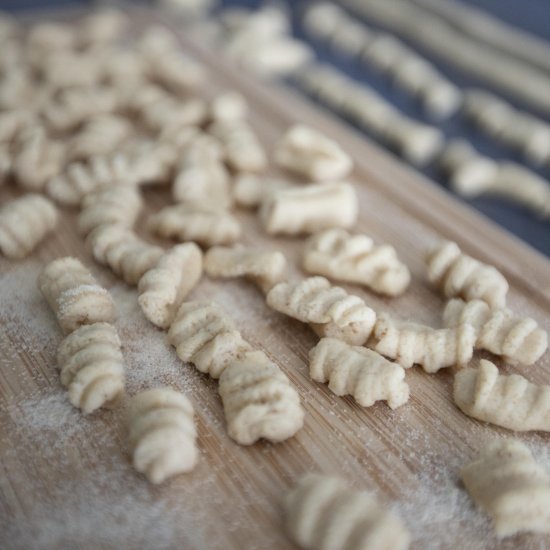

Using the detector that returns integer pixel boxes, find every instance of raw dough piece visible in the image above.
[309,337,409,408]
[127,387,197,484]
[373,314,475,372]
[303,228,410,296]
[0,194,58,259]
[87,225,163,285]
[260,182,358,236]
[443,298,547,366]
[168,301,251,378]
[38,256,115,334]
[148,203,241,247]
[461,439,550,537]
[266,276,376,345]
[284,473,410,550]
[454,359,550,431]
[57,322,124,413]
[218,350,304,444]
[204,245,287,292]
[274,124,352,181]
[138,243,203,329]
[426,240,508,308]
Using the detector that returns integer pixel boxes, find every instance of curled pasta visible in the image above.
[148,203,241,247]
[38,257,115,334]
[274,124,352,181]
[309,337,409,408]
[232,174,293,209]
[168,301,251,379]
[138,243,203,329]
[461,439,550,537]
[285,474,411,550]
[260,182,358,236]
[218,350,304,444]
[204,245,287,293]
[454,359,550,432]
[57,322,124,414]
[127,387,198,484]
[0,194,58,259]
[87,225,163,285]
[426,240,508,308]
[373,314,476,372]
[303,228,410,296]
[443,299,547,366]
[78,186,142,237]
[266,276,376,345]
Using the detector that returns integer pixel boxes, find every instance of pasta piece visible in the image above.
[12,127,65,191]
[208,120,267,173]
[47,154,138,206]
[454,359,550,432]
[461,439,550,537]
[138,243,203,329]
[168,301,251,378]
[127,388,197,484]
[303,228,410,296]
[78,186,142,237]
[218,350,304,444]
[426,240,508,308]
[274,124,352,181]
[373,314,476,373]
[209,91,248,122]
[266,277,376,345]
[124,139,179,187]
[204,246,287,293]
[172,135,231,209]
[141,95,207,135]
[78,9,127,47]
[260,182,358,236]
[284,474,411,550]
[57,322,124,414]
[87,225,163,285]
[232,174,293,209]
[309,338,409,408]
[38,257,115,334]
[148,203,241,247]
[0,109,36,144]
[0,194,58,259]
[443,299,547,366]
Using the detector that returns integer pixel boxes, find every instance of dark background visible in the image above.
[2,0,549,256]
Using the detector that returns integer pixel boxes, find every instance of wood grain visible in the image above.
[0,8,549,550]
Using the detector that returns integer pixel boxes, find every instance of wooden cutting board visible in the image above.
[1,9,549,550]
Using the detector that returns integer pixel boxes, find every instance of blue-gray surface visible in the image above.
[2,0,549,256]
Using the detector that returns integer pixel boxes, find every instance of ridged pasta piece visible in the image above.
[172,135,231,209]
[260,182,358,236]
[127,387,198,484]
[57,322,124,414]
[47,154,139,206]
[204,246,287,293]
[284,474,411,550]
[38,257,115,334]
[266,276,376,345]
[309,338,409,408]
[232,174,293,209]
[208,120,267,173]
[138,243,203,329]
[87,225,163,285]
[461,439,550,537]
[168,301,251,379]
[141,94,207,135]
[78,186,142,237]
[426,240,508,308]
[454,359,550,431]
[373,314,476,373]
[303,228,410,296]
[0,194,58,259]
[443,299,547,366]
[218,350,304,445]
[12,127,65,191]
[148,203,241,247]
[274,124,352,181]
